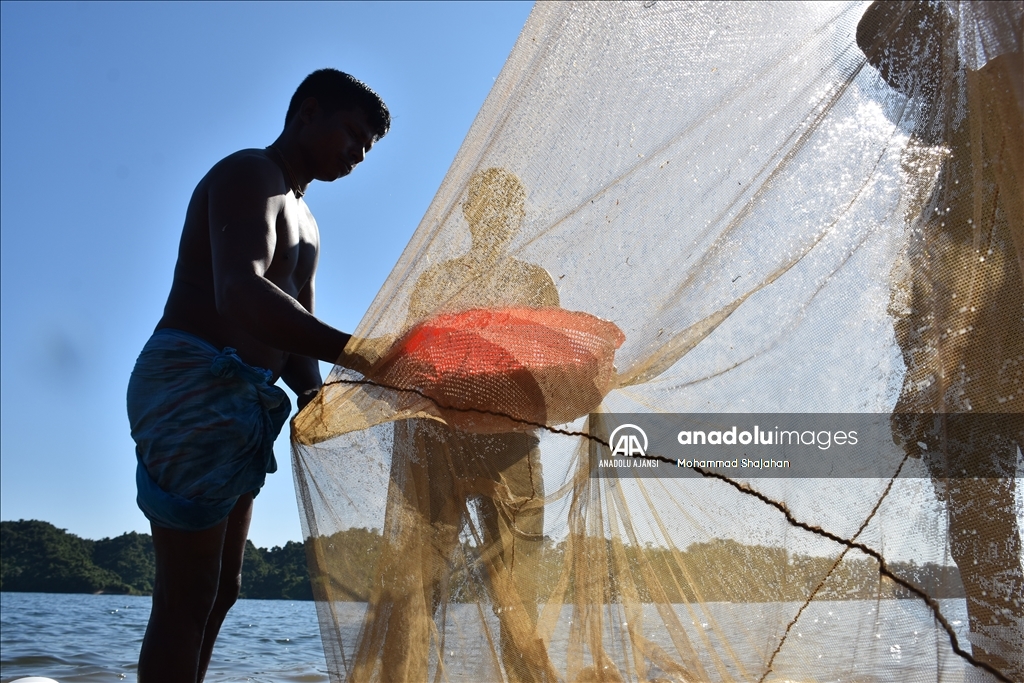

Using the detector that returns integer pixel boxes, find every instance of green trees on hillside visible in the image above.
[241,540,314,600]
[0,520,319,598]
[1,520,132,594]
[92,531,156,594]
[1,520,963,602]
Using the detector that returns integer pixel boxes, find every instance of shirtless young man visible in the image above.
[127,69,388,682]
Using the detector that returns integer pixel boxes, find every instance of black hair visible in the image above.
[284,69,390,139]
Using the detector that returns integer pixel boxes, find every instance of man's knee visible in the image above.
[153,567,221,625]
[212,572,242,614]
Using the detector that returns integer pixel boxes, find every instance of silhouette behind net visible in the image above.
[293,3,1022,681]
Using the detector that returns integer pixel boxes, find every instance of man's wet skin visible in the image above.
[156,106,376,379]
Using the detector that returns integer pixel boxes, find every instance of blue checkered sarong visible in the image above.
[127,329,290,531]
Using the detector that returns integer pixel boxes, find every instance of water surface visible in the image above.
[1,593,983,682]
[1,592,327,682]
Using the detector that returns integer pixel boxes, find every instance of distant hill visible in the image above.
[1,520,134,594]
[0,520,316,599]
[1,520,964,602]
[302,531,964,603]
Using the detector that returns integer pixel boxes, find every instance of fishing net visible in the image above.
[291,2,1023,681]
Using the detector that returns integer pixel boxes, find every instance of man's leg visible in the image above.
[197,492,254,682]
[377,420,462,683]
[138,493,253,683]
[138,517,230,682]
[478,435,547,683]
[944,477,1023,678]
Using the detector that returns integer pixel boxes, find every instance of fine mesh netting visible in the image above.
[291,2,1023,681]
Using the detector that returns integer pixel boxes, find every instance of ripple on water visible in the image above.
[3,594,976,683]
[1,593,329,682]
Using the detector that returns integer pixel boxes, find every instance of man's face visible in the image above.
[301,106,376,182]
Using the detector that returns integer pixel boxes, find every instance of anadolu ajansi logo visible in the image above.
[609,423,648,457]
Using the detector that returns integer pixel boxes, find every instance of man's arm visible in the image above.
[207,155,352,365]
[280,276,324,410]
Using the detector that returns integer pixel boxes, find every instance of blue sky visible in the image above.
[0,1,533,548]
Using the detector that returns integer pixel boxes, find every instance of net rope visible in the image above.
[292,2,1023,681]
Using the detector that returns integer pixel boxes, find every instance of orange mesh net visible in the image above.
[373,308,624,433]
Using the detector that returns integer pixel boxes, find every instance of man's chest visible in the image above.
[266,202,318,290]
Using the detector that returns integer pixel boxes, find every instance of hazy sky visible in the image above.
[0,1,533,548]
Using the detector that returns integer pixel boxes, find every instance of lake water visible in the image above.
[0,593,327,682]
[1,593,986,682]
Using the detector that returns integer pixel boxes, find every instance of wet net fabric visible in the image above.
[291,2,1023,681]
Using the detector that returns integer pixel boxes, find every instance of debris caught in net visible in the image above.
[292,2,1023,681]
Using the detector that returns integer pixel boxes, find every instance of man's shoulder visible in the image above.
[203,148,285,194]
[505,259,559,305]
[208,147,280,175]
[508,259,556,282]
